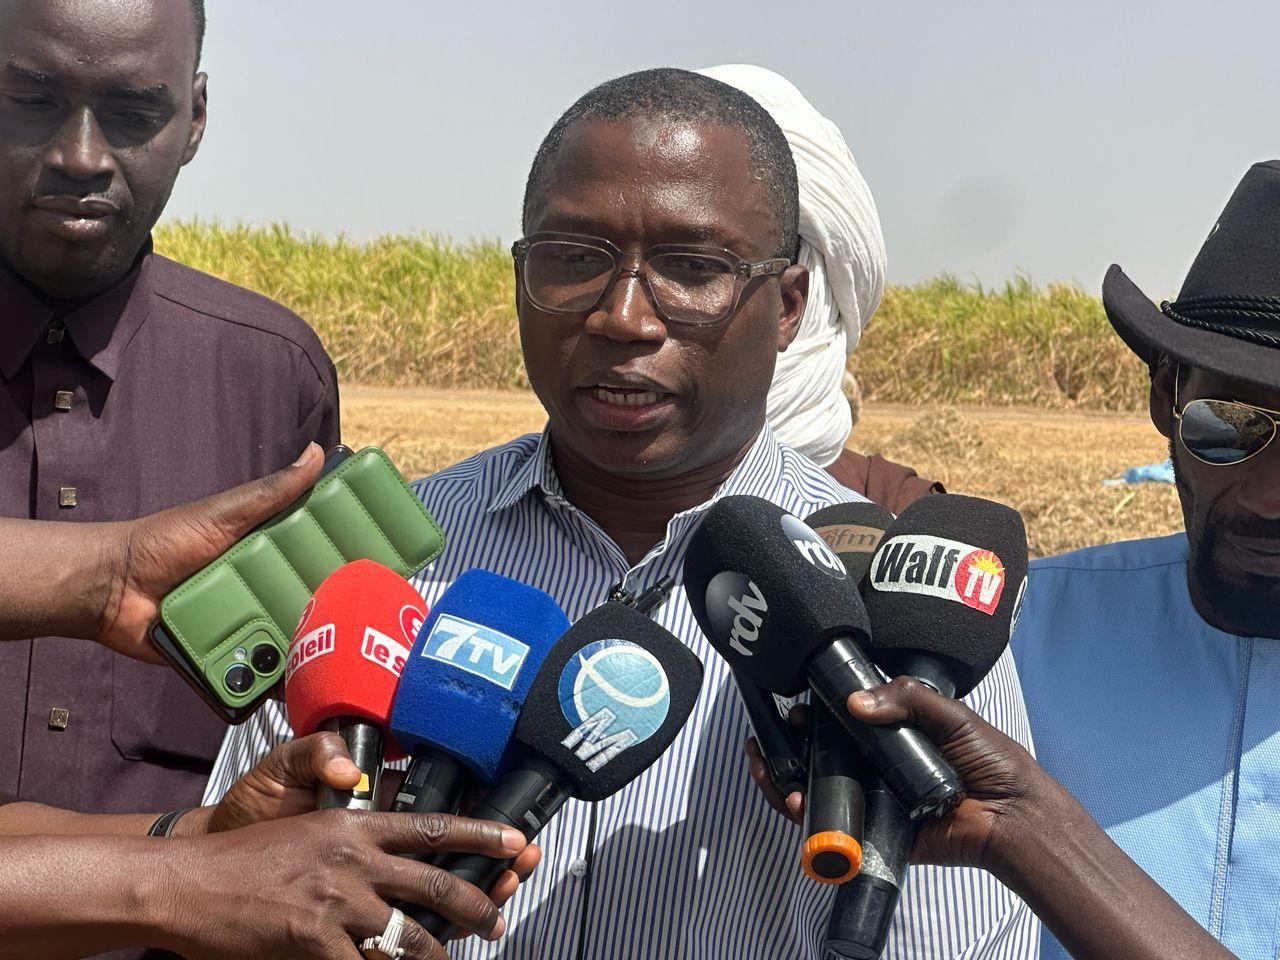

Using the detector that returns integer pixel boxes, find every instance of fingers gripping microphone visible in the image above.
[284,560,427,810]
[411,601,704,940]
[825,494,1028,960]
[683,496,961,820]
[388,570,569,815]
[799,501,895,885]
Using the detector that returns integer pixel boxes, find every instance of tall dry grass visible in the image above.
[155,222,1151,410]
[156,222,526,389]
[854,276,1149,410]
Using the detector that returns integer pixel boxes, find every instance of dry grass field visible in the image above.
[155,224,1153,410]
[341,386,1184,559]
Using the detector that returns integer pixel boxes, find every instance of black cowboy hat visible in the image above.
[1103,160,1280,390]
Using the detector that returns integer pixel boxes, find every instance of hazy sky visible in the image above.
[164,0,1279,295]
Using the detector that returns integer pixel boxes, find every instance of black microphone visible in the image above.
[409,601,704,940]
[825,494,1029,959]
[803,701,866,884]
[798,501,896,884]
[823,773,914,960]
[862,493,1027,697]
[683,495,962,821]
[805,501,908,958]
[736,671,807,797]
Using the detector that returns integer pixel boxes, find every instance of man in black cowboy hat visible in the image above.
[1013,161,1280,960]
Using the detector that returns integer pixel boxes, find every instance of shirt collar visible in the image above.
[486,421,786,519]
[61,245,154,383]
[0,263,55,381]
[487,425,564,513]
[0,241,154,383]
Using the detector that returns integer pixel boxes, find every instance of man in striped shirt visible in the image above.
[207,68,1038,959]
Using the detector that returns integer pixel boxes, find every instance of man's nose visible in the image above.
[584,269,668,343]
[43,107,116,182]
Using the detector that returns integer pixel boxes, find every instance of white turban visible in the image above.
[697,64,887,467]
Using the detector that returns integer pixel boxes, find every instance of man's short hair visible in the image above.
[190,0,205,67]
[523,67,800,261]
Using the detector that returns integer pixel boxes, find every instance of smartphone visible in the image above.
[151,448,358,727]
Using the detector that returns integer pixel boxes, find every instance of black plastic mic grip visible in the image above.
[807,637,961,820]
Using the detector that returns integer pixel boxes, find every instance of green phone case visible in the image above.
[151,446,444,723]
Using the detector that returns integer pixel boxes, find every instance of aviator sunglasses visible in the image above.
[1173,364,1280,465]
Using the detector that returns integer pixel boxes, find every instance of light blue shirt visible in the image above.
[1013,532,1280,960]
[208,425,1039,959]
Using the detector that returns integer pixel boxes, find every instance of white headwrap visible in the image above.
[697,64,887,466]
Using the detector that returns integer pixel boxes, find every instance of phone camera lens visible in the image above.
[250,643,281,675]
[224,663,254,695]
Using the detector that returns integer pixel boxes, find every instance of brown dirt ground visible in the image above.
[341,386,1184,559]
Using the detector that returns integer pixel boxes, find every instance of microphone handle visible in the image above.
[391,747,467,815]
[823,656,959,960]
[405,757,573,941]
[802,701,866,884]
[824,774,915,960]
[317,717,384,811]
[806,635,962,820]
[733,668,806,795]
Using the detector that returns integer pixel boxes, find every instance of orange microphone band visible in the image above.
[802,829,862,885]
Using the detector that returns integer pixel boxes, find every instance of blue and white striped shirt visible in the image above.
[206,425,1039,959]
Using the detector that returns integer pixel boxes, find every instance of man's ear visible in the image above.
[777,263,808,352]
[182,73,209,167]
[1150,356,1177,439]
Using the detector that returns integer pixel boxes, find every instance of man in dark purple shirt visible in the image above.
[0,0,339,820]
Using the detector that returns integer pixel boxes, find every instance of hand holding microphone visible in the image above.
[818,494,1026,959]
[843,681,1235,960]
[684,495,963,820]
[844,677,1037,870]
[410,600,705,941]
[167,808,530,960]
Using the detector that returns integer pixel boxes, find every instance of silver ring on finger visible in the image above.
[359,906,407,960]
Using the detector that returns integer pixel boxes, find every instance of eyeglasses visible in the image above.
[511,232,792,327]
[1173,365,1280,465]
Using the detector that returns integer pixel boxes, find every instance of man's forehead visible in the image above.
[0,0,195,88]
[530,117,775,254]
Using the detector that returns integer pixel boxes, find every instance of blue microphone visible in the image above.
[388,569,569,814]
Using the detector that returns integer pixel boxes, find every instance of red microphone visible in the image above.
[285,560,427,810]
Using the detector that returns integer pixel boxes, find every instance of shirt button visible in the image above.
[46,324,65,344]
[53,390,74,411]
[58,486,78,508]
[569,857,589,878]
[48,707,70,730]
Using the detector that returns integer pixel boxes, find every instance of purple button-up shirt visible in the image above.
[0,245,339,817]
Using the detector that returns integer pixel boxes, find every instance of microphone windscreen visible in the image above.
[806,501,896,583]
[863,494,1028,697]
[390,569,569,782]
[683,495,869,696]
[284,560,427,759]
[514,602,703,801]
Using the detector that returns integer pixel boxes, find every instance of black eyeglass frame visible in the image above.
[1172,362,1280,466]
[511,231,794,326]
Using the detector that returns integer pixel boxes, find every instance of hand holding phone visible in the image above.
[150,446,444,723]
